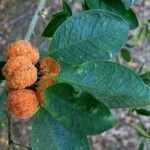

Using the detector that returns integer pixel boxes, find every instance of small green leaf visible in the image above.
[121,48,131,62]
[31,109,90,150]
[42,12,68,37]
[44,83,117,135]
[50,10,129,66]
[135,108,150,116]
[133,124,150,139]
[86,0,139,29]
[0,61,5,81]
[138,141,144,150]
[140,72,150,84]
[57,61,150,108]
[62,0,72,16]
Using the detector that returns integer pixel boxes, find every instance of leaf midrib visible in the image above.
[51,31,126,54]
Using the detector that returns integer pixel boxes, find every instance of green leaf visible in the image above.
[31,109,90,150]
[57,61,150,108]
[121,0,138,9]
[50,10,129,66]
[138,141,144,150]
[44,83,117,135]
[0,61,5,81]
[121,48,131,62]
[86,0,139,29]
[140,72,150,84]
[62,0,72,16]
[133,124,150,139]
[135,108,150,116]
[42,12,68,37]
[0,87,7,124]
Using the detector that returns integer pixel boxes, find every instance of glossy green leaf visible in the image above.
[121,48,131,62]
[140,72,150,84]
[0,61,5,81]
[31,109,90,150]
[44,83,117,135]
[121,0,138,9]
[62,0,72,16]
[135,108,150,116]
[42,12,68,37]
[57,61,150,108]
[0,87,7,124]
[50,10,129,66]
[86,0,138,29]
[133,124,150,139]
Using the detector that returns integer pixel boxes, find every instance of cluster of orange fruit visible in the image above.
[2,40,61,120]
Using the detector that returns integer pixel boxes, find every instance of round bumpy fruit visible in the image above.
[6,40,39,64]
[2,56,37,89]
[7,89,39,119]
[7,65,37,90]
[2,56,32,77]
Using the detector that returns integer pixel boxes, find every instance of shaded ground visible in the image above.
[0,0,150,150]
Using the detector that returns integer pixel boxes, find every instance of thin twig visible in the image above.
[7,113,13,146]
[7,114,31,150]
[25,0,47,41]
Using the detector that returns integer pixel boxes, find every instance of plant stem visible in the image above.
[7,113,32,149]
[25,0,47,41]
[7,113,13,146]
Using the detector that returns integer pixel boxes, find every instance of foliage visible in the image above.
[86,0,139,29]
[1,0,150,149]
[121,48,131,62]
